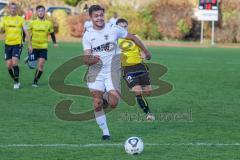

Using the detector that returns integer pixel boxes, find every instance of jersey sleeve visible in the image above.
[113,25,128,39]
[0,17,5,31]
[83,21,87,28]
[0,21,4,31]
[82,32,91,51]
[49,21,54,33]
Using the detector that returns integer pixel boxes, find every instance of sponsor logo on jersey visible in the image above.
[104,34,109,40]
[92,42,117,53]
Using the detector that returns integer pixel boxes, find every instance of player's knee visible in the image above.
[7,64,12,70]
[144,90,152,96]
[134,91,142,96]
[94,106,102,112]
[12,61,18,67]
[38,67,44,71]
[94,98,103,111]
[38,65,44,71]
[109,100,118,108]
[132,85,142,95]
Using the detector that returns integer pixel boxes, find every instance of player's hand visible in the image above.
[28,45,33,54]
[90,55,100,65]
[53,43,58,48]
[144,51,151,60]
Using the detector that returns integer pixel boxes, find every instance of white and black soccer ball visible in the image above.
[124,137,144,155]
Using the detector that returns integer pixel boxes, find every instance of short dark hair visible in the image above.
[88,5,104,16]
[36,5,45,11]
[116,18,128,25]
[9,2,17,7]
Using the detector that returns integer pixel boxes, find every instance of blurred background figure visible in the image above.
[24,6,34,21]
[108,12,118,26]
[83,4,92,32]
[83,4,88,12]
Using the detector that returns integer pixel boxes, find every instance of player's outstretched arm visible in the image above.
[125,33,151,60]
[83,49,100,65]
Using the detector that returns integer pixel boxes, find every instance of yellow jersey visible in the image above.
[0,15,25,45]
[28,19,54,49]
[118,38,143,66]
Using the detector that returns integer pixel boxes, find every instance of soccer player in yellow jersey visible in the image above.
[28,5,58,87]
[116,18,155,121]
[0,3,28,89]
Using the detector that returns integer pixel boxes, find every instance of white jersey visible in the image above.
[83,20,93,29]
[108,17,118,26]
[82,24,128,74]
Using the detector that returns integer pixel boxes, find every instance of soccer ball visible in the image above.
[124,137,144,155]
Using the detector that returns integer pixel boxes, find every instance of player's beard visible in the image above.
[10,11,17,16]
[94,19,105,29]
[38,15,45,20]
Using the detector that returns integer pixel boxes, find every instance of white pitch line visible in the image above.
[0,143,240,148]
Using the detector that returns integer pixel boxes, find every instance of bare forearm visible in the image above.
[50,32,57,44]
[27,31,32,47]
[83,55,99,65]
[23,29,29,43]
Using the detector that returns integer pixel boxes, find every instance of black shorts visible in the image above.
[4,44,23,60]
[32,49,48,60]
[122,63,151,89]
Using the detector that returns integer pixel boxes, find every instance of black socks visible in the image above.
[34,70,43,83]
[136,95,150,114]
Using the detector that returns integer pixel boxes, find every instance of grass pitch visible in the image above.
[0,42,240,160]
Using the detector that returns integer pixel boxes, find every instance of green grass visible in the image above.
[0,42,240,159]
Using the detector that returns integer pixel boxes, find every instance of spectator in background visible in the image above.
[25,6,33,21]
[83,6,93,32]
[83,4,88,12]
[108,12,118,26]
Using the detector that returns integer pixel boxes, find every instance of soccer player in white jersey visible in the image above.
[82,5,151,140]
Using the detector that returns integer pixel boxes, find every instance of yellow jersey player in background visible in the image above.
[0,3,28,89]
[28,5,58,87]
[117,18,155,121]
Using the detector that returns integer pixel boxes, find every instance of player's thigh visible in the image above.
[105,76,120,108]
[4,45,13,62]
[12,45,22,63]
[38,58,45,68]
[11,57,19,66]
[4,45,20,66]
[139,72,151,95]
[122,64,145,91]
[35,49,47,70]
[105,70,121,94]
[5,59,12,69]
[87,78,105,93]
[123,74,141,90]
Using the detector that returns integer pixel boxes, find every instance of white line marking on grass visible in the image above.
[145,143,240,146]
[0,143,240,148]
